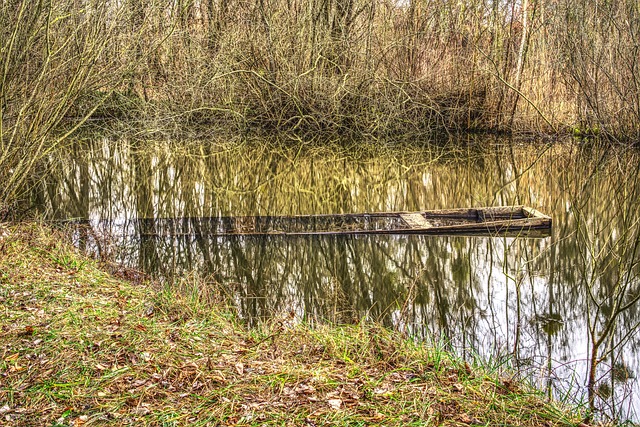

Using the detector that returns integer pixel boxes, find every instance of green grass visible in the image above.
[0,223,592,426]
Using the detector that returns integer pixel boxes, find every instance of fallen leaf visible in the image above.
[369,411,385,421]
[294,383,316,395]
[464,362,473,376]
[327,399,342,410]
[373,385,394,398]
[132,405,150,416]
[460,413,482,424]
[235,362,244,375]
[131,379,148,388]
[9,363,24,372]
[71,415,88,426]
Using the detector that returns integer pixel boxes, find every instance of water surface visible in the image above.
[32,137,640,421]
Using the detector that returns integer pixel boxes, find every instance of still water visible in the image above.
[32,137,640,421]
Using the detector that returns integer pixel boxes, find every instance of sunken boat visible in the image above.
[135,206,552,238]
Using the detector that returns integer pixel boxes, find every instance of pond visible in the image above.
[31,136,640,422]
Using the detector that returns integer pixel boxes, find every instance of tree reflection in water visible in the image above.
[32,138,640,421]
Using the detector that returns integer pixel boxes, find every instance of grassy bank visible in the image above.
[0,223,590,426]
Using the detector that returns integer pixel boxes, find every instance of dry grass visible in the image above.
[0,223,591,426]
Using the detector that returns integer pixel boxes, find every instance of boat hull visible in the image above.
[131,206,552,238]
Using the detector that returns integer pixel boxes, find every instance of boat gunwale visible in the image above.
[122,205,552,237]
[134,205,548,222]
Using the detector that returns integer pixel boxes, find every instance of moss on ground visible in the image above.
[0,224,590,426]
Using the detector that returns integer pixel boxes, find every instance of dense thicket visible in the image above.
[1,0,639,203]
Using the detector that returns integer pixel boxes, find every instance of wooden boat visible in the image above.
[136,206,551,237]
